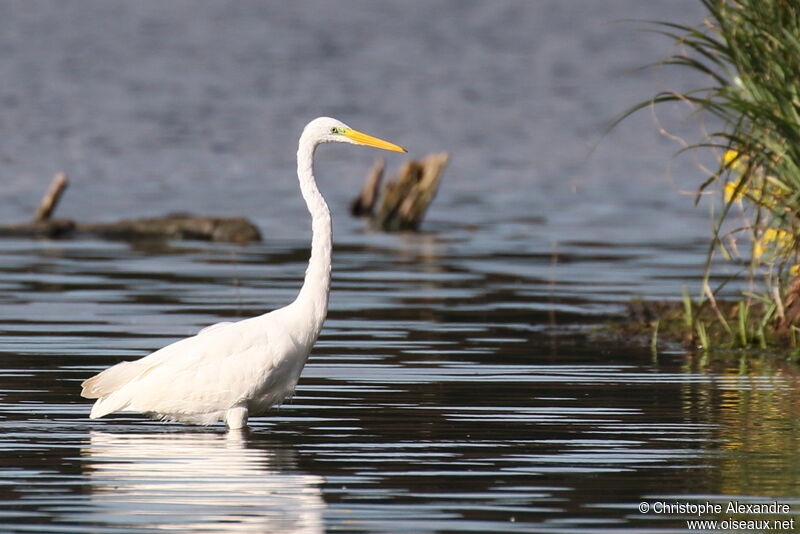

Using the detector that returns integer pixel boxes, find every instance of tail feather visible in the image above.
[82,359,159,419]
[89,393,131,419]
[81,361,142,399]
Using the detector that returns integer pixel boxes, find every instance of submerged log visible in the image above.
[0,213,261,243]
[353,152,449,231]
[0,219,76,238]
[0,172,262,243]
[76,214,261,243]
[0,173,76,237]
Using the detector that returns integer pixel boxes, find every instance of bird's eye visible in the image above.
[330,127,339,134]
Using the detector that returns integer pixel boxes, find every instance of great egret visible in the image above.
[81,117,406,429]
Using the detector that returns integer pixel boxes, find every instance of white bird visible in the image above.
[81,117,406,430]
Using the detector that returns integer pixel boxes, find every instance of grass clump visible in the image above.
[620,0,800,349]
[620,297,789,354]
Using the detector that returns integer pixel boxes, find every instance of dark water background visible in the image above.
[1,1,799,532]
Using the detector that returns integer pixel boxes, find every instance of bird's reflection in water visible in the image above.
[80,431,324,533]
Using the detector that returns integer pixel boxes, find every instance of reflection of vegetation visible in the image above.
[679,357,800,510]
[618,0,800,348]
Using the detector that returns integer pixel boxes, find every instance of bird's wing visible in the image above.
[86,314,293,419]
[82,320,247,400]
[197,321,235,335]
[123,339,273,417]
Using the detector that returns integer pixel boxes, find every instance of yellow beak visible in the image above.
[344,129,407,153]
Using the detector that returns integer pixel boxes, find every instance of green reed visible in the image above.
[618,0,800,348]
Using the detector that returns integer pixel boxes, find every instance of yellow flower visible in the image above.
[791,264,800,276]
[754,227,792,259]
[764,227,790,243]
[723,149,746,171]
[722,150,749,203]
[724,178,746,202]
[754,237,765,259]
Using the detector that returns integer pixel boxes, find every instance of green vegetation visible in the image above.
[620,0,800,350]
[619,297,791,353]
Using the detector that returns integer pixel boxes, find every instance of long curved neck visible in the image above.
[293,135,332,336]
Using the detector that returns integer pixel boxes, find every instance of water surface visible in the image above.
[1,1,799,533]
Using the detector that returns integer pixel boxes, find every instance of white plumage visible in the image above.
[81,117,406,429]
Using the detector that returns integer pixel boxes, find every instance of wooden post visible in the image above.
[397,152,448,229]
[34,172,68,222]
[350,157,385,216]
[367,152,449,231]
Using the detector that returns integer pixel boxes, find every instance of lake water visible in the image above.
[2,1,799,533]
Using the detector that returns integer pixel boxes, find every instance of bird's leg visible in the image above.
[225,406,249,430]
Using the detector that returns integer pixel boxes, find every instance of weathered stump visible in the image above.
[350,157,385,217]
[352,152,449,231]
